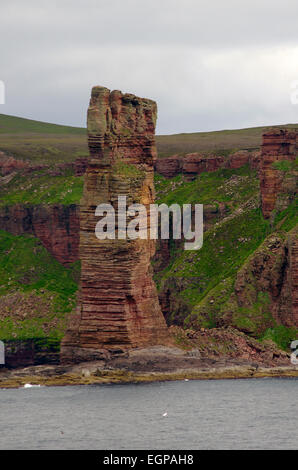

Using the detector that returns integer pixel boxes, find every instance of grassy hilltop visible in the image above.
[1,112,298,162]
[0,114,88,164]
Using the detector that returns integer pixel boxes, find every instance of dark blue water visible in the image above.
[0,378,297,449]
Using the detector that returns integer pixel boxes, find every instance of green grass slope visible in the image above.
[0,114,86,135]
[0,230,79,342]
[154,166,267,307]
[0,168,84,207]
[154,164,297,348]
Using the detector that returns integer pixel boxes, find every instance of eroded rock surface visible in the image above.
[233,228,298,328]
[0,204,79,265]
[260,128,297,218]
[182,153,225,181]
[155,150,262,179]
[61,86,170,362]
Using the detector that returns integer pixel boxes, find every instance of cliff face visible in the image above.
[0,204,79,265]
[155,155,182,178]
[182,154,225,181]
[233,228,298,329]
[260,129,297,218]
[60,86,170,363]
[288,228,298,326]
[3,339,60,368]
[235,128,297,324]
[0,152,88,179]
[153,128,297,334]
[0,153,77,177]
[155,150,261,179]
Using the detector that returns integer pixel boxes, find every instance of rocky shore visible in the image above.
[1,345,297,389]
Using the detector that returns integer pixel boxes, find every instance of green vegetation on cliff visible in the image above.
[155,165,259,208]
[262,325,298,351]
[0,230,78,342]
[273,199,298,232]
[0,169,84,207]
[157,207,270,317]
[154,163,297,349]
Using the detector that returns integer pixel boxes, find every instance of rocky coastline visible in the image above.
[1,342,297,389]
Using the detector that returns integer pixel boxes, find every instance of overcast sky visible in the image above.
[1,0,298,134]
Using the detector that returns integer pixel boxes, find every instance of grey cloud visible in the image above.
[2,0,298,49]
[1,0,298,133]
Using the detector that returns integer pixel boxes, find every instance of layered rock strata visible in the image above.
[0,152,88,178]
[260,128,297,218]
[288,228,298,326]
[182,153,225,181]
[60,86,170,362]
[155,150,262,179]
[155,155,182,178]
[0,204,79,265]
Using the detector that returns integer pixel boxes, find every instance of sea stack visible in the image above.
[260,128,297,219]
[60,86,170,362]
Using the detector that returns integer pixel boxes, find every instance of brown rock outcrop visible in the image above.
[154,150,261,179]
[227,150,250,169]
[0,151,88,178]
[0,153,30,175]
[155,155,182,178]
[61,86,170,363]
[182,153,225,180]
[260,128,297,218]
[0,204,79,265]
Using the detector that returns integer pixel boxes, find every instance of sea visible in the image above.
[0,378,297,449]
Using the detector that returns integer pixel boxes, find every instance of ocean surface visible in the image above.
[0,378,297,449]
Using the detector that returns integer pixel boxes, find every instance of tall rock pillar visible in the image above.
[260,128,297,219]
[61,86,170,362]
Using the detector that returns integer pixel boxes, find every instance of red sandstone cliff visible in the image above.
[0,204,79,265]
[155,155,183,178]
[0,152,87,178]
[182,153,225,181]
[260,128,297,219]
[154,149,262,179]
